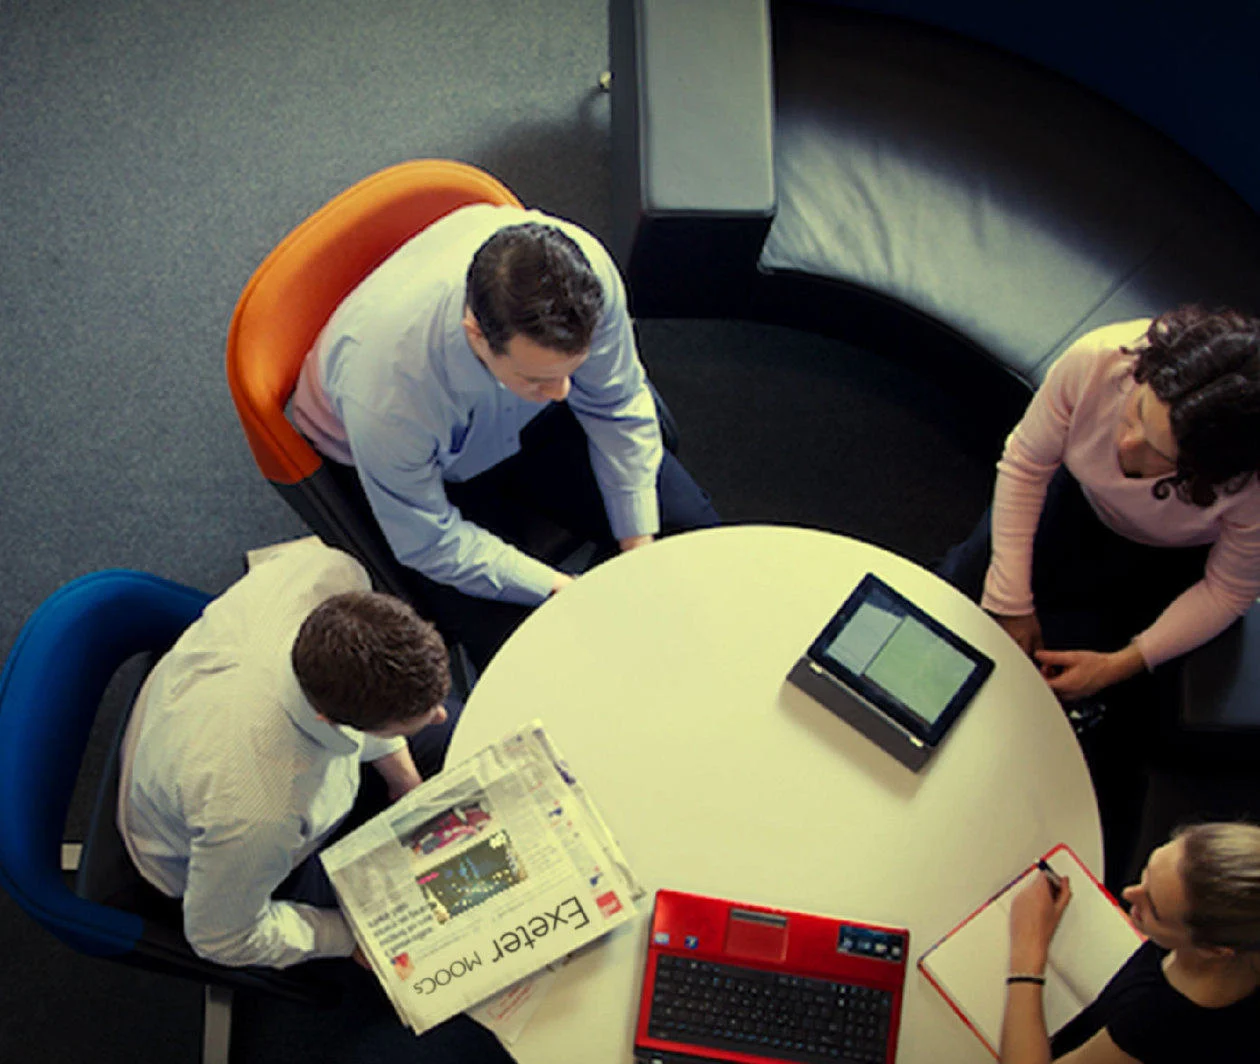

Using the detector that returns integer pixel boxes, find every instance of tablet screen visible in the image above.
[807,574,993,744]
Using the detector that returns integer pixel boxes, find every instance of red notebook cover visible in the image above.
[917,844,1144,1058]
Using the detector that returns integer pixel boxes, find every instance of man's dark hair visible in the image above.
[466,223,604,355]
[291,592,450,732]
[1128,304,1260,507]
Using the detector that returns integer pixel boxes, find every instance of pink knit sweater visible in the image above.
[982,319,1260,668]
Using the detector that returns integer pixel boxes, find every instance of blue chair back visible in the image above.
[0,570,209,956]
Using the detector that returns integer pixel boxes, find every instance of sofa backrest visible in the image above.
[817,0,1260,215]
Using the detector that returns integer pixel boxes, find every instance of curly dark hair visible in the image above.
[465,222,604,355]
[1127,305,1260,507]
[291,592,450,732]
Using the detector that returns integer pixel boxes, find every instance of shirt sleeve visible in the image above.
[343,400,558,605]
[566,258,664,541]
[1132,503,1260,667]
[981,334,1096,617]
[181,811,356,969]
[358,733,407,762]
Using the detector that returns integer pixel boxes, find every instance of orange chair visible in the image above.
[226,161,520,670]
[228,159,679,687]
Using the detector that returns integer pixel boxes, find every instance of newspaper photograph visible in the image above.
[320,720,643,1036]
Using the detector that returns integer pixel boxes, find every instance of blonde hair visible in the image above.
[1176,822,1260,952]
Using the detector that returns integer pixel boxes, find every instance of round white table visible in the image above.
[450,525,1102,1063]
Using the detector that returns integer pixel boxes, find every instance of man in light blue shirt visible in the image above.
[293,203,719,669]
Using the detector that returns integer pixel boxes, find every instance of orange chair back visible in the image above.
[226,160,522,485]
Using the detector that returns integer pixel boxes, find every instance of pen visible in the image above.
[1037,859,1064,898]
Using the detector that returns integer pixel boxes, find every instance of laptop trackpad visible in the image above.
[725,908,788,962]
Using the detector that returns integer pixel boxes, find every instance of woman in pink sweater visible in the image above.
[940,306,1260,705]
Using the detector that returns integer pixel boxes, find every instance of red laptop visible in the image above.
[635,890,908,1064]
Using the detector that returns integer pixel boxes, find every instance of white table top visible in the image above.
[450,525,1102,1063]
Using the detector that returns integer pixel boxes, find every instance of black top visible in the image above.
[1051,941,1260,1062]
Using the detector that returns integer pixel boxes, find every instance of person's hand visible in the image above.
[995,612,1043,657]
[550,572,575,596]
[351,946,372,971]
[1033,644,1144,701]
[618,533,654,552]
[1008,873,1072,975]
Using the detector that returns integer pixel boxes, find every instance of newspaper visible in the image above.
[470,961,563,1045]
[321,720,643,1036]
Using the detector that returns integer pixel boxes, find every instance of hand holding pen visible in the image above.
[1038,859,1065,899]
[1008,862,1073,975]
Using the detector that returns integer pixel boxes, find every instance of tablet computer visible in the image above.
[787,573,994,770]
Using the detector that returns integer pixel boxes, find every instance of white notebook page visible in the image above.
[1043,850,1143,1003]
[920,848,1143,1050]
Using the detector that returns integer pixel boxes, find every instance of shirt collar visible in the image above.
[441,288,504,397]
[278,660,362,756]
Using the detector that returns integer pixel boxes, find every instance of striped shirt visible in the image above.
[118,538,405,968]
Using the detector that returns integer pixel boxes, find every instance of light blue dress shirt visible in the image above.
[292,204,663,606]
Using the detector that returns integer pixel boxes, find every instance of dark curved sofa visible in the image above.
[610,0,1260,395]
[608,0,1260,757]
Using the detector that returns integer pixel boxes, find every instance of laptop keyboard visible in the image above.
[647,954,893,1064]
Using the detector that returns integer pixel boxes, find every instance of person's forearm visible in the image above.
[984,347,1080,617]
[1002,869,1074,1064]
[999,982,1054,1064]
[188,900,356,969]
[1105,643,1146,687]
[1133,575,1253,670]
[984,452,1055,617]
[394,518,556,605]
[570,374,664,543]
[182,818,363,969]
[371,747,423,798]
[354,453,556,604]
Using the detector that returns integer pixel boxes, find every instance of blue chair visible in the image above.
[0,570,339,1064]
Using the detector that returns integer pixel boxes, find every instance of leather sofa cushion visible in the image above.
[760,6,1260,385]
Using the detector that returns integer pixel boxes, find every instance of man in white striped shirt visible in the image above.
[118,538,452,969]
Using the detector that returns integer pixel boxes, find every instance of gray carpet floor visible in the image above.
[0,3,1009,1061]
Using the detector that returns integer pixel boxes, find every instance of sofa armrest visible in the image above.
[610,0,776,317]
